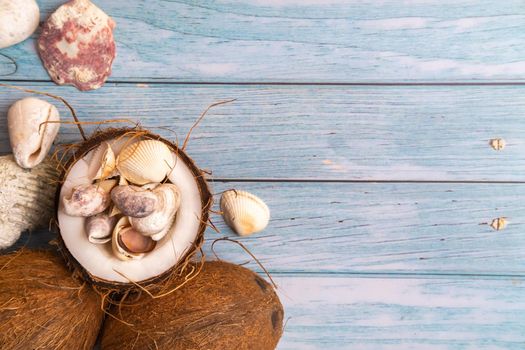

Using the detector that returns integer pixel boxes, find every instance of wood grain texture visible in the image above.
[12,181,525,276]
[274,275,525,349]
[1,0,524,82]
[1,83,524,181]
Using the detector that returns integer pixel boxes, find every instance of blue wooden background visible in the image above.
[2,0,525,348]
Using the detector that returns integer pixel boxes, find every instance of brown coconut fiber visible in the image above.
[101,260,284,350]
[0,249,104,350]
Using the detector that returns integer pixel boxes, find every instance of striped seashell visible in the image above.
[116,140,175,185]
[220,190,270,236]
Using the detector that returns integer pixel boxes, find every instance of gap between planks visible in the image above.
[4,79,525,86]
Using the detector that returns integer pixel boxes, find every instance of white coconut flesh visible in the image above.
[57,137,203,284]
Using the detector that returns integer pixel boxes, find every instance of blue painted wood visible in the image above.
[11,181,525,276]
[273,274,525,349]
[1,0,524,82]
[1,83,524,181]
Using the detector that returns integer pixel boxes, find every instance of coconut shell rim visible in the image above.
[54,128,212,292]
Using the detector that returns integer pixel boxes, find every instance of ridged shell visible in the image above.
[88,142,116,180]
[62,180,116,217]
[116,140,174,185]
[112,217,156,261]
[220,190,270,236]
[85,213,116,244]
[130,184,181,241]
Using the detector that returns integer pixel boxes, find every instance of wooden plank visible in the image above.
[12,182,525,276]
[274,275,525,349]
[1,83,525,181]
[2,0,525,82]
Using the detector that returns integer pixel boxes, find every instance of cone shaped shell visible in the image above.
[117,140,175,185]
[220,190,270,236]
[87,142,116,180]
[7,97,60,169]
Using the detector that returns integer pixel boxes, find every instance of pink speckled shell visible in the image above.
[38,0,116,91]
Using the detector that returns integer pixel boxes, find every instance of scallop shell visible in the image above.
[112,217,156,261]
[62,180,116,217]
[88,142,116,180]
[37,0,116,91]
[85,213,116,244]
[7,97,60,169]
[130,184,181,241]
[0,0,40,49]
[220,190,270,236]
[116,140,175,185]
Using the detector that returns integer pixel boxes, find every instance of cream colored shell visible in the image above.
[220,190,270,236]
[0,0,39,49]
[62,180,116,217]
[8,97,60,169]
[112,216,156,261]
[0,155,58,249]
[116,140,175,185]
[85,213,116,244]
[130,183,181,241]
[88,142,116,180]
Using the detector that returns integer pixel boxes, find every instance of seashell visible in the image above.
[112,217,156,261]
[37,0,116,91]
[7,98,60,169]
[220,190,270,236]
[88,142,116,180]
[62,180,116,217]
[111,185,157,218]
[0,0,40,49]
[85,213,117,244]
[130,184,181,241]
[0,155,59,249]
[116,140,175,185]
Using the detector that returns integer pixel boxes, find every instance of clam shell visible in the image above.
[88,142,116,180]
[62,180,116,217]
[37,0,116,91]
[130,184,181,241]
[220,190,270,236]
[112,217,156,261]
[7,97,60,169]
[116,140,175,185]
[85,213,116,244]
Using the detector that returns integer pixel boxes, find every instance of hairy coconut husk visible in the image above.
[101,261,284,350]
[55,128,212,293]
[0,250,104,349]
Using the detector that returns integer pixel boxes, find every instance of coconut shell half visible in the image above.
[0,250,104,350]
[55,128,212,292]
[101,261,284,350]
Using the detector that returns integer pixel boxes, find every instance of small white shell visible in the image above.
[85,213,117,244]
[130,184,181,241]
[62,180,116,217]
[112,216,156,261]
[220,190,270,236]
[0,0,40,49]
[7,97,60,169]
[116,140,175,185]
[88,142,116,180]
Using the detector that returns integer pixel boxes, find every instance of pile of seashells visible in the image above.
[61,140,180,261]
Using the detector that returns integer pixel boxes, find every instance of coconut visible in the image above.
[55,128,212,292]
[0,250,104,349]
[101,260,284,350]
